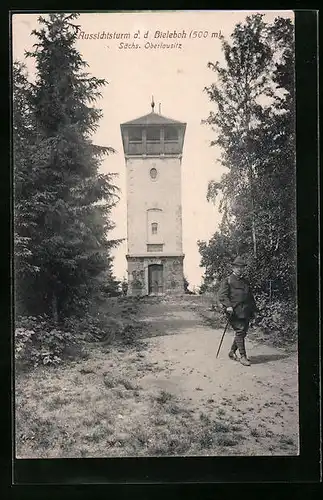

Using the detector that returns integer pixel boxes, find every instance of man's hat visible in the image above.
[232,256,247,267]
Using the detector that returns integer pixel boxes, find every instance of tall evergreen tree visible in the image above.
[13,61,40,311]
[14,13,120,320]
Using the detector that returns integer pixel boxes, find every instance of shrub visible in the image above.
[251,293,297,345]
[62,312,123,344]
[15,315,82,370]
[15,298,145,370]
[63,302,143,346]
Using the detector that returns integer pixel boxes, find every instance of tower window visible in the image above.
[151,222,158,235]
[128,128,142,143]
[150,167,157,179]
[146,127,161,142]
[164,126,178,141]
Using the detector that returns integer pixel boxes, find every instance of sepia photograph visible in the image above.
[12,10,298,460]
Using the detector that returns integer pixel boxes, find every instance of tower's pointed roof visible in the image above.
[121,111,185,127]
[121,97,186,127]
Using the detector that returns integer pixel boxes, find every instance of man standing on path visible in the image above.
[217,256,258,366]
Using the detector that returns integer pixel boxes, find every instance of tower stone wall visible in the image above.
[127,256,184,296]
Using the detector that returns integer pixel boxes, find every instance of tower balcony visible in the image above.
[127,140,183,156]
[120,103,186,157]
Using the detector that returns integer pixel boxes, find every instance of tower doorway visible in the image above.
[148,264,164,295]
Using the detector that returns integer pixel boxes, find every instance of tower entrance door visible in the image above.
[148,264,164,295]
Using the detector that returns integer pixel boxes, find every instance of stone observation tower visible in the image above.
[120,98,186,296]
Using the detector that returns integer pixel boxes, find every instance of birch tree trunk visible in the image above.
[244,98,257,259]
[247,162,257,259]
[251,203,257,258]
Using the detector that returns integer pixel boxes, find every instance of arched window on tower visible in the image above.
[147,209,163,245]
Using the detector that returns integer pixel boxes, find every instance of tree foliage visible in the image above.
[13,62,45,277]
[14,14,121,321]
[199,14,296,301]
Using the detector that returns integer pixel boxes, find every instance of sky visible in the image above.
[12,10,293,289]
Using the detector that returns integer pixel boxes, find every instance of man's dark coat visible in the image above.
[217,273,257,319]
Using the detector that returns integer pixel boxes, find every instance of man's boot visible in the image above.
[240,356,251,366]
[228,350,237,360]
[228,341,238,360]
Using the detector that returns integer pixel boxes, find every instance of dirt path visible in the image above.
[16,295,299,458]
[137,296,299,455]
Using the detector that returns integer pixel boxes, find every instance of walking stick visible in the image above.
[215,300,244,358]
[216,315,230,358]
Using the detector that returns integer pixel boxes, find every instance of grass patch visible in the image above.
[236,395,249,402]
[155,391,174,405]
[279,436,295,446]
[120,379,139,391]
[250,428,261,438]
[213,421,230,433]
[216,435,238,447]
[46,395,71,411]
[79,368,95,375]
[231,425,243,432]
[16,363,252,458]
[103,376,116,389]
[166,404,182,415]
[216,408,226,417]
